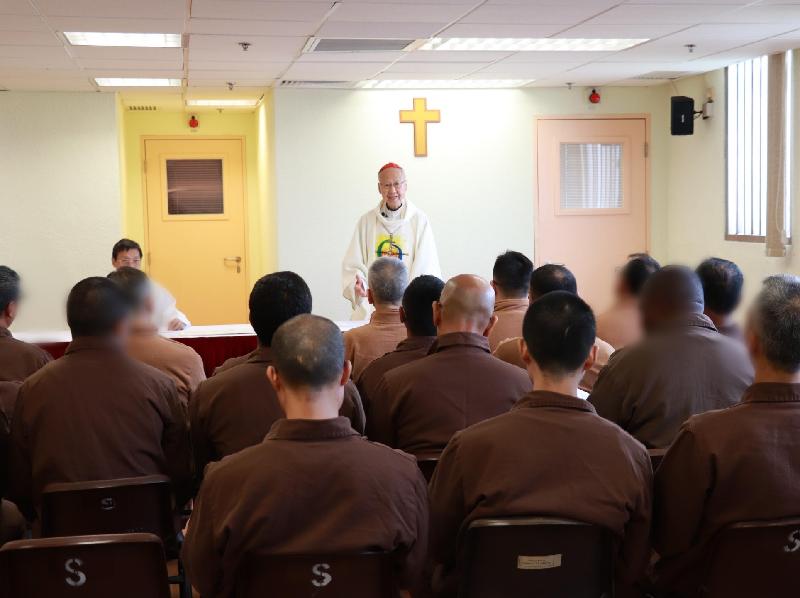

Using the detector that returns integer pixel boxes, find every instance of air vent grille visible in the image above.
[279,80,357,89]
[305,38,415,53]
[632,71,693,80]
[127,105,158,111]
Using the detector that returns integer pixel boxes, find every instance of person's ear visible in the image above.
[520,338,532,366]
[367,288,375,306]
[432,301,442,328]
[266,365,281,393]
[583,344,598,373]
[377,182,382,196]
[399,306,407,324]
[340,360,353,385]
[745,325,760,364]
[490,280,498,294]
[6,300,18,323]
[483,314,499,337]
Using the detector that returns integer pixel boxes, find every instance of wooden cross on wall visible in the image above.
[400,97,440,157]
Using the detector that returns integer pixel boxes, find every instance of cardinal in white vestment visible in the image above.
[342,163,441,319]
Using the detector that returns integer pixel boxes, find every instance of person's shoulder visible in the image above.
[129,357,176,392]
[9,335,52,363]
[213,352,252,375]
[159,336,203,364]
[352,436,422,474]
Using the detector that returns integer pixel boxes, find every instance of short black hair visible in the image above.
[522,291,596,375]
[0,266,21,313]
[107,267,150,309]
[112,239,143,260]
[402,275,445,336]
[530,264,577,299]
[67,277,132,338]
[621,254,661,296]
[493,251,534,297]
[696,257,743,315]
[249,272,312,346]
[272,314,344,388]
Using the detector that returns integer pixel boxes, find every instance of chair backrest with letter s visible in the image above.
[0,533,171,598]
[459,517,615,598]
[234,552,397,598]
[703,518,800,597]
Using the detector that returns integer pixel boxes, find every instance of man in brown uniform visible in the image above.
[493,264,614,392]
[652,275,800,597]
[589,266,753,448]
[357,274,443,413]
[344,257,408,380]
[368,274,531,455]
[596,253,661,350]
[183,315,428,598]
[696,257,745,341]
[108,267,205,406]
[0,380,25,543]
[0,266,52,381]
[429,291,652,597]
[487,250,533,351]
[9,277,191,519]
[190,272,365,482]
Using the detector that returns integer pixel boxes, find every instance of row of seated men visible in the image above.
[0,248,793,598]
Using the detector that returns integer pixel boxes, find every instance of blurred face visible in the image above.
[112,249,142,270]
[378,168,407,210]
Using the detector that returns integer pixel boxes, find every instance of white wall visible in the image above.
[273,86,669,321]
[664,70,800,316]
[0,92,121,331]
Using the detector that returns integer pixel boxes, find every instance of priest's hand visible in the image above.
[168,318,187,331]
[354,275,368,298]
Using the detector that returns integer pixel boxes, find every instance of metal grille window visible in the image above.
[560,143,623,210]
[166,159,224,215]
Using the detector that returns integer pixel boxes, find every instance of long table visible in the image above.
[16,322,365,378]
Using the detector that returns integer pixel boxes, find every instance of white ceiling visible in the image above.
[1,0,800,104]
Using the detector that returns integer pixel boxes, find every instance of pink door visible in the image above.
[535,117,649,314]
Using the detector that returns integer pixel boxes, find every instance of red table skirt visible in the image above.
[39,335,259,378]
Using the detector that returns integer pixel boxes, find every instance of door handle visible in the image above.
[223,256,242,273]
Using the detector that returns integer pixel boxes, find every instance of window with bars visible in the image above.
[726,53,793,242]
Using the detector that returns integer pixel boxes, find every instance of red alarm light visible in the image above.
[188,115,199,128]
[589,89,601,104]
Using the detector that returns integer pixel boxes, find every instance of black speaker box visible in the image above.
[671,96,695,136]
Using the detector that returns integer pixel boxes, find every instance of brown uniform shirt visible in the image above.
[0,327,52,382]
[213,349,256,376]
[596,299,642,350]
[589,313,753,448]
[369,332,531,455]
[182,417,429,597]
[716,320,744,342]
[0,381,21,497]
[429,391,652,595]
[356,336,435,416]
[189,346,366,479]
[487,298,529,352]
[127,325,206,406]
[9,337,192,516]
[653,383,800,596]
[493,335,615,392]
[344,306,407,381]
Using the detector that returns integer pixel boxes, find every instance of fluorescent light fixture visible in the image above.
[360,79,532,89]
[420,38,649,52]
[94,78,181,87]
[186,99,259,107]
[64,32,181,48]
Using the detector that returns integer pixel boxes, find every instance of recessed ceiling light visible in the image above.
[419,38,648,52]
[360,79,533,89]
[186,99,259,107]
[64,32,181,48]
[94,78,181,87]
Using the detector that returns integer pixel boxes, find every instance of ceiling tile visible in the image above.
[472,60,585,76]
[586,4,744,25]
[0,0,36,16]
[439,23,568,37]
[88,68,184,78]
[401,49,514,62]
[554,23,690,39]
[188,67,285,79]
[188,18,318,36]
[460,4,608,24]
[316,20,444,37]
[189,59,291,72]
[0,15,48,32]
[46,17,184,34]
[187,77,274,87]
[69,47,183,61]
[296,51,405,62]
[374,70,476,78]
[329,3,473,23]
[0,54,75,68]
[0,31,61,46]
[190,0,332,21]
[76,58,183,70]
[35,0,187,20]
[0,77,95,91]
[384,60,485,74]
[503,51,616,63]
[709,4,800,24]
[283,61,384,79]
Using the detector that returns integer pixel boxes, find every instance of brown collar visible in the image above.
[742,383,800,404]
[429,332,490,355]
[65,336,124,355]
[369,306,402,326]
[266,417,359,441]
[514,390,596,414]
[0,327,11,339]
[651,312,717,335]
[245,345,273,365]
[494,298,529,313]
[395,336,436,353]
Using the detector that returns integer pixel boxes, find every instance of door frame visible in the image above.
[140,135,251,287]
[532,114,652,264]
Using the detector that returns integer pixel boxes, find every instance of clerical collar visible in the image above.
[380,201,405,220]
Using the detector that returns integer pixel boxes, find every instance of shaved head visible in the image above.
[640,265,704,332]
[271,314,345,389]
[437,274,496,334]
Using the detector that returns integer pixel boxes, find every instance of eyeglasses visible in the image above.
[380,181,406,190]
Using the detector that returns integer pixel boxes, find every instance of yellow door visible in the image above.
[144,138,248,325]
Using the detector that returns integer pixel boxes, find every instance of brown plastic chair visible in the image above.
[648,448,667,471]
[234,552,397,598]
[40,475,190,598]
[0,533,170,598]
[416,454,440,482]
[459,517,614,598]
[702,517,800,597]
